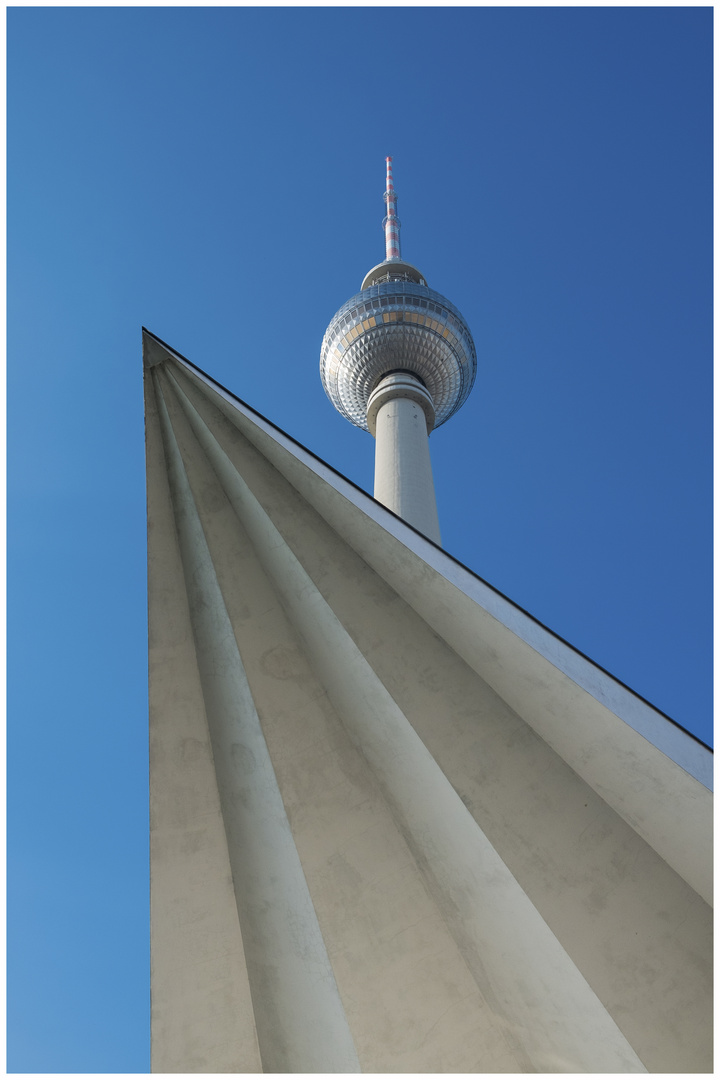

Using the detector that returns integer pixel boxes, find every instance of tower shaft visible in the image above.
[368,371,441,543]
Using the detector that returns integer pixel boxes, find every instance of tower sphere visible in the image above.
[320,159,477,433]
[320,268,477,432]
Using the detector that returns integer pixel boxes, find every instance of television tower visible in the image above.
[320,158,477,545]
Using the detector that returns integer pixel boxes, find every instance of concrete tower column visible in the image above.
[367,372,441,544]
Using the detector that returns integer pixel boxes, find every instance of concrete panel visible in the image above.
[145,335,712,1072]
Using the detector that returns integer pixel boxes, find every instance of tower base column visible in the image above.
[367,373,441,545]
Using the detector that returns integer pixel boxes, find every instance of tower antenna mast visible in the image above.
[383,156,401,260]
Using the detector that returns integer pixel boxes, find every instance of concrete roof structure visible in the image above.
[144,327,712,1073]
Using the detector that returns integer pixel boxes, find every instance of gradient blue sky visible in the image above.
[8,6,712,1072]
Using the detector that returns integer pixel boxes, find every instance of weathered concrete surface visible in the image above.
[146,363,261,1073]
[145,329,712,1073]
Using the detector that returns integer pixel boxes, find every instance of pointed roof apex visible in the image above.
[143,327,178,369]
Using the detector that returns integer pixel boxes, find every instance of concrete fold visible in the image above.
[145,329,712,1073]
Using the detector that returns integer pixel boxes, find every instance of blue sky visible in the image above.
[8,6,712,1072]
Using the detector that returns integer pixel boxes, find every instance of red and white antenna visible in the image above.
[382,156,401,260]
